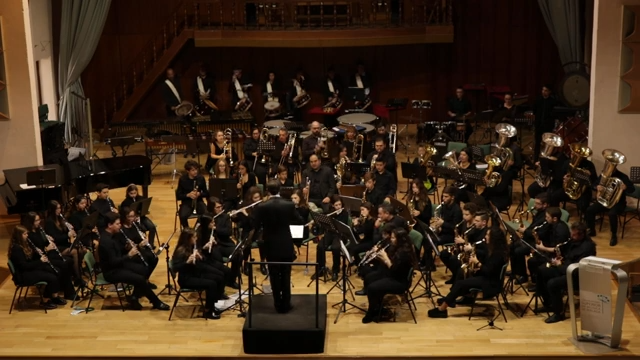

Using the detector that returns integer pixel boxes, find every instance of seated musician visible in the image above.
[277,165,294,187]
[302,121,324,164]
[585,167,635,247]
[161,68,182,117]
[342,126,358,160]
[362,228,418,323]
[503,136,524,180]
[120,184,157,248]
[237,160,258,203]
[270,128,298,180]
[428,224,508,318]
[118,207,159,287]
[412,144,436,191]
[302,154,337,213]
[9,225,67,309]
[377,203,409,232]
[527,145,569,206]
[193,64,216,116]
[481,166,514,212]
[349,202,377,264]
[291,189,311,246]
[363,172,385,207]
[212,159,230,179]
[432,186,463,246]
[172,228,225,319]
[528,207,568,290]
[447,86,473,142]
[206,130,238,174]
[439,203,480,283]
[356,224,395,291]
[559,156,598,218]
[312,195,350,282]
[229,67,251,111]
[200,197,240,288]
[231,187,267,276]
[492,93,518,123]
[323,66,343,128]
[374,124,390,148]
[68,195,97,250]
[350,62,372,111]
[535,222,596,323]
[372,157,397,202]
[408,178,433,225]
[45,200,87,282]
[510,193,549,284]
[243,128,268,185]
[176,160,208,229]
[454,148,476,203]
[366,136,397,178]
[335,145,358,187]
[22,211,75,297]
[90,183,119,230]
[263,71,282,106]
[99,212,169,311]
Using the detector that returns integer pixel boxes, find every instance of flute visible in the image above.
[132,221,156,257]
[120,229,148,267]
[204,211,226,253]
[228,200,263,217]
[40,228,63,258]
[27,237,58,273]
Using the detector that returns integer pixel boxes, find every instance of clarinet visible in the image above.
[120,229,148,267]
[26,237,58,273]
[192,180,198,208]
[132,221,156,257]
[192,244,198,264]
[107,196,117,212]
[40,228,63,258]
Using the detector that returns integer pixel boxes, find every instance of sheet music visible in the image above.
[290,225,304,238]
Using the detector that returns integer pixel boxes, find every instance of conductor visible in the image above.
[251,179,303,313]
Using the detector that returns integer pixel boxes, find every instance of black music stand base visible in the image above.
[521,292,549,318]
[330,257,365,324]
[477,319,503,331]
[157,241,184,300]
[410,268,440,307]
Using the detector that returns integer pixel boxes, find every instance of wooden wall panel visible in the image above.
[75,0,564,127]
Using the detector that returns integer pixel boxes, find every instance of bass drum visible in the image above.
[554,116,588,155]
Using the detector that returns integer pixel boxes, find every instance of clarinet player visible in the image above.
[176,160,208,229]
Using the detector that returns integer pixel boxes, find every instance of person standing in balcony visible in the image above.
[162,68,182,117]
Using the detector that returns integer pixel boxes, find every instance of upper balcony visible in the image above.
[189,0,453,47]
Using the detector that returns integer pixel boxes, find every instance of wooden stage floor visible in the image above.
[0,131,639,359]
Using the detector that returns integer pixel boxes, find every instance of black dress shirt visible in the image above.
[176,174,209,204]
[98,230,131,274]
[302,135,320,162]
[440,202,463,236]
[373,170,397,197]
[366,149,397,174]
[448,97,472,117]
[533,96,559,132]
[364,188,385,207]
[302,165,337,200]
[44,218,70,250]
[193,75,216,102]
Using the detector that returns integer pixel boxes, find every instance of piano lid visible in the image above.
[66,155,152,180]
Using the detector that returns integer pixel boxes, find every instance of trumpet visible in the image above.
[354,134,365,162]
[132,221,156,257]
[120,229,148,267]
[26,237,58,273]
[359,240,390,267]
[389,124,397,153]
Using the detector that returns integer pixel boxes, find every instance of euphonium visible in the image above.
[535,133,564,187]
[563,143,593,200]
[494,122,517,171]
[259,128,270,164]
[597,149,627,209]
[484,154,502,188]
[318,127,329,158]
[389,124,397,153]
[443,150,458,169]
[420,144,438,167]
[354,134,365,162]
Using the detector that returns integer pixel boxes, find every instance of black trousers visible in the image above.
[585,200,625,237]
[509,242,532,279]
[178,200,207,229]
[442,275,488,307]
[349,241,374,264]
[268,263,292,310]
[364,270,406,313]
[527,253,552,283]
[243,241,266,262]
[21,270,61,298]
[179,273,224,309]
[211,245,241,283]
[439,249,462,283]
[253,163,268,185]
[135,249,159,279]
[49,256,76,299]
[316,235,341,273]
[104,268,161,305]
[140,217,157,247]
[536,264,576,314]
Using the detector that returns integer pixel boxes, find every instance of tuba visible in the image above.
[494,123,517,171]
[354,134,365,162]
[484,154,503,188]
[420,144,438,168]
[534,133,564,187]
[389,124,397,153]
[597,149,627,209]
[563,143,593,200]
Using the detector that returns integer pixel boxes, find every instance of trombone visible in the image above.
[354,134,365,162]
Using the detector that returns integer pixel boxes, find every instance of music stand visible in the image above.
[326,217,366,323]
[185,135,211,165]
[255,140,276,172]
[209,178,238,202]
[161,135,186,187]
[400,162,427,200]
[73,211,100,310]
[130,197,153,217]
[105,136,138,157]
[387,197,411,223]
[410,220,441,305]
[349,162,370,178]
[26,168,57,213]
[223,233,252,318]
[339,195,363,214]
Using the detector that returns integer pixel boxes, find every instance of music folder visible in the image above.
[289,225,304,239]
[130,197,152,216]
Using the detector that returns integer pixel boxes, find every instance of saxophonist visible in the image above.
[535,222,596,323]
[366,136,397,178]
[528,207,568,291]
[408,179,433,225]
[438,203,479,284]
[372,157,397,201]
[433,186,463,246]
[312,195,350,282]
[363,173,385,207]
[428,225,508,318]
[584,165,635,247]
[509,193,549,285]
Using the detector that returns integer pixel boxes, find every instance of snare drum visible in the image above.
[338,113,377,125]
[264,119,288,128]
[264,101,281,118]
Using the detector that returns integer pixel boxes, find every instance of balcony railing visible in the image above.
[190,0,452,30]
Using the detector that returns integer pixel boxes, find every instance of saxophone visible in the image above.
[407,197,416,228]
[362,189,367,203]
[546,239,570,268]
[462,239,486,279]
[335,156,347,183]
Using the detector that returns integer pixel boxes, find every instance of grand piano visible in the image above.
[0,155,152,215]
